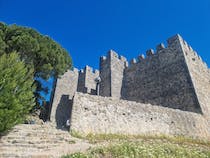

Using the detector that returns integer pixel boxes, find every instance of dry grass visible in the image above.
[67,132,210,158]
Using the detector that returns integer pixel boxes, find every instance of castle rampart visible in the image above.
[50,34,210,138]
[70,92,210,140]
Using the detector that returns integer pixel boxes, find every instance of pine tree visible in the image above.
[0,22,72,107]
[0,52,35,133]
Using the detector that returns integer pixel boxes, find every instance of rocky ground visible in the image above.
[0,123,93,158]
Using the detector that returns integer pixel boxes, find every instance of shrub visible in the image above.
[0,52,35,134]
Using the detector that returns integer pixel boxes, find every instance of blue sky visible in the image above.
[1,0,210,100]
[1,0,210,69]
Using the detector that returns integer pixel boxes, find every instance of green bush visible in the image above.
[0,22,72,107]
[0,52,35,134]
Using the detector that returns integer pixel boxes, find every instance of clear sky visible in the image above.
[1,0,210,70]
[1,0,210,101]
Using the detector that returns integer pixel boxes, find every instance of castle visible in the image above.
[49,34,210,139]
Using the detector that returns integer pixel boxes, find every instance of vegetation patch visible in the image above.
[67,132,210,158]
[0,53,34,134]
[70,131,210,147]
[62,141,210,158]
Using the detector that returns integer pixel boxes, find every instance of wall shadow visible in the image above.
[55,95,73,130]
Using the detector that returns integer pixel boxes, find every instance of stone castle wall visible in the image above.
[50,69,79,128]
[180,38,210,118]
[50,34,210,138]
[99,53,111,96]
[50,66,99,128]
[77,66,99,94]
[99,50,127,98]
[70,93,210,140]
[121,35,202,113]
[110,51,127,98]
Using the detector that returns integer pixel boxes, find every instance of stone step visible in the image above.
[0,153,53,158]
[0,123,92,158]
[3,132,70,137]
[4,134,70,138]
[1,141,66,147]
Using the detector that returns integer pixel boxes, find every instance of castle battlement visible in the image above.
[156,43,165,51]
[123,35,184,69]
[101,49,127,62]
[50,34,210,138]
[78,65,99,75]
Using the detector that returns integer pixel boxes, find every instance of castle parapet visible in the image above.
[84,65,93,72]
[146,49,155,57]
[156,43,165,52]
[77,65,99,94]
[107,49,128,62]
[100,49,127,98]
[130,58,137,65]
[167,34,182,47]
[100,56,107,61]
[119,55,127,62]
[108,49,119,58]
[80,69,84,73]
[138,54,145,61]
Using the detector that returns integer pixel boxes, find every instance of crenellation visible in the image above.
[167,34,183,51]
[146,49,155,56]
[156,43,165,52]
[50,34,210,139]
[167,34,182,45]
[130,58,137,65]
[108,49,119,58]
[84,65,93,72]
[138,54,145,61]
[119,55,127,62]
[193,51,198,57]
[181,39,195,53]
[188,45,193,51]
[183,40,187,46]
[80,69,84,73]
[125,61,129,67]
[100,56,107,61]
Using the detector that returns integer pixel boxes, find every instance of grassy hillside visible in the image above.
[62,133,210,158]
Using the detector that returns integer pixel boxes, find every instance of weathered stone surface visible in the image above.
[71,93,210,140]
[50,69,79,128]
[99,50,126,98]
[50,34,210,139]
[181,38,210,119]
[122,35,202,113]
[77,65,99,94]
[0,123,93,158]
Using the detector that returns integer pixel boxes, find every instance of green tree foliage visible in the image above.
[0,22,72,105]
[0,52,35,133]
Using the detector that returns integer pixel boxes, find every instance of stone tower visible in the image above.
[99,50,127,98]
[121,34,210,116]
[77,65,99,94]
[50,68,79,128]
[49,66,99,128]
